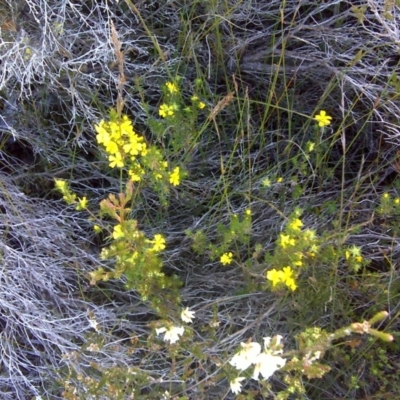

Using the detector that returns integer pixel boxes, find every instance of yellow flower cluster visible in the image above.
[191,95,206,109]
[94,115,147,170]
[267,267,297,291]
[378,192,400,216]
[159,103,176,118]
[54,178,87,210]
[266,214,319,291]
[166,81,178,94]
[169,166,181,186]
[345,245,364,272]
[94,113,182,187]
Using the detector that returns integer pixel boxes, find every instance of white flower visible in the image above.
[181,307,195,323]
[89,318,100,332]
[264,335,284,354]
[230,376,245,394]
[230,342,261,371]
[156,326,184,344]
[252,352,286,381]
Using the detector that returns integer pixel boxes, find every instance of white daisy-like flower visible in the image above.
[230,376,245,394]
[230,342,261,371]
[181,307,195,323]
[252,352,286,381]
[156,326,184,344]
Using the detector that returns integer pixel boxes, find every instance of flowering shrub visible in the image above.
[53,76,395,399]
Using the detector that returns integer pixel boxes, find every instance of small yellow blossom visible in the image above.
[278,233,295,248]
[112,224,124,240]
[349,245,362,257]
[245,209,251,216]
[109,153,125,168]
[62,191,76,205]
[76,196,88,211]
[306,141,315,152]
[262,178,271,187]
[277,177,283,183]
[266,269,283,287]
[166,81,178,94]
[303,229,317,241]
[169,167,181,186]
[282,267,297,291]
[159,104,175,118]
[220,252,233,265]
[54,179,68,193]
[93,225,102,233]
[149,234,166,252]
[288,218,303,231]
[293,259,303,267]
[395,198,400,204]
[314,110,332,127]
[267,267,297,291]
[129,171,142,182]
[383,193,389,199]
[198,101,206,109]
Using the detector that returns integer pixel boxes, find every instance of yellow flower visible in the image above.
[314,110,332,127]
[395,198,400,205]
[54,179,68,193]
[277,177,283,183]
[286,278,297,291]
[198,101,206,109]
[220,252,233,265]
[149,234,166,252]
[306,141,315,152]
[169,166,181,186]
[105,140,119,155]
[262,178,271,187]
[93,225,102,233]
[245,209,252,216]
[159,104,175,118]
[349,245,362,257]
[112,224,124,240]
[303,229,316,241]
[123,132,146,156]
[94,121,110,145]
[288,218,303,231]
[109,152,124,168]
[166,81,178,94]
[266,269,283,287]
[281,266,295,281]
[278,233,295,248]
[76,197,88,211]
